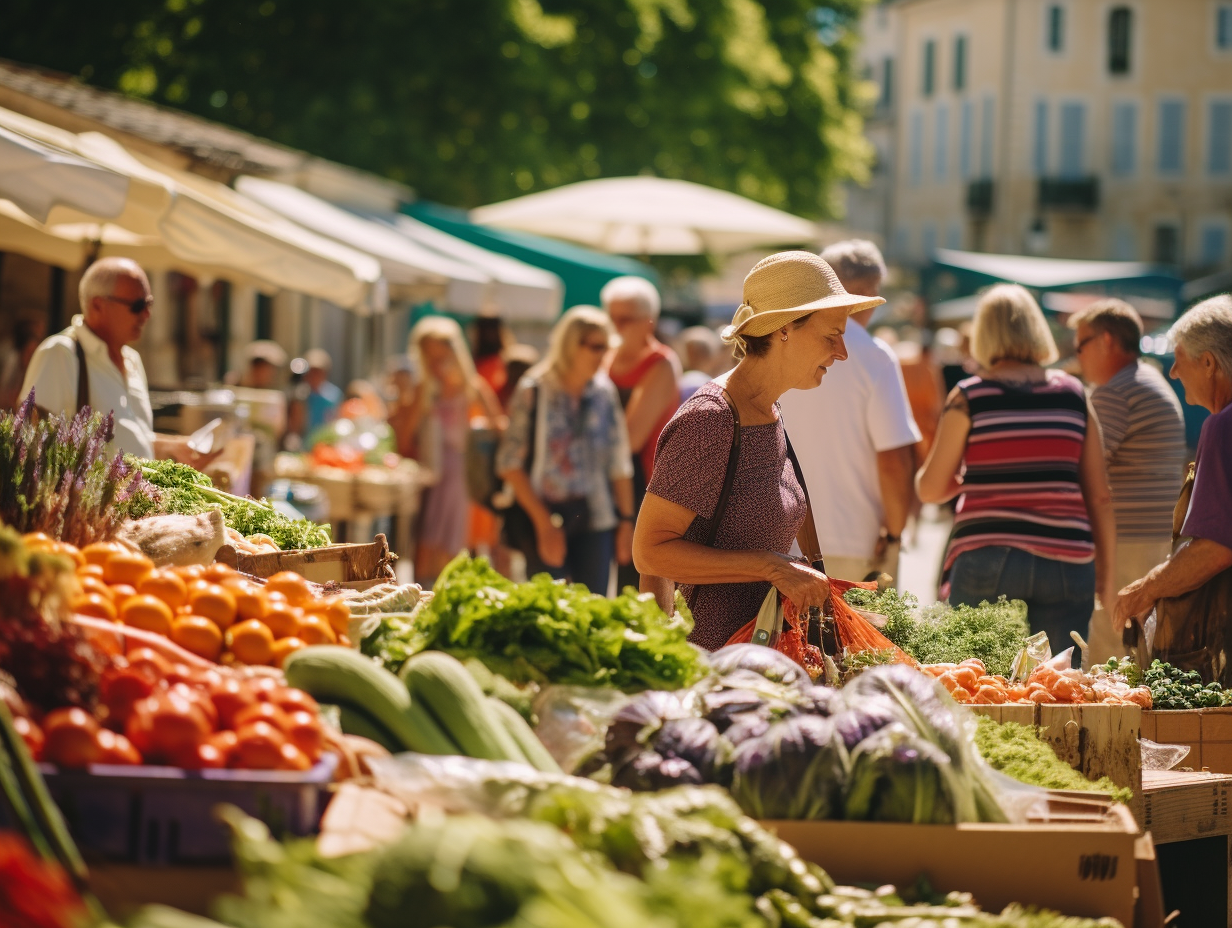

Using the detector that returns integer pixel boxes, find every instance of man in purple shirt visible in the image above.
[1117,296,1232,680]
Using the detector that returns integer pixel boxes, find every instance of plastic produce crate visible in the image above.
[33,754,336,865]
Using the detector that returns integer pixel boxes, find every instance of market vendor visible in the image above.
[1115,295,1232,683]
[19,257,217,466]
[632,251,884,650]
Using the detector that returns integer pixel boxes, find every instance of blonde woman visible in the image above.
[495,306,635,594]
[408,316,501,584]
[916,284,1117,662]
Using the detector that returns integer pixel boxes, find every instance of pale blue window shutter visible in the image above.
[1059,103,1085,177]
[1208,101,1232,174]
[910,111,924,185]
[935,104,949,180]
[1201,225,1227,265]
[922,222,937,257]
[1159,101,1186,174]
[959,100,974,179]
[1111,102,1137,176]
[980,97,995,177]
[1218,6,1232,49]
[1033,100,1049,175]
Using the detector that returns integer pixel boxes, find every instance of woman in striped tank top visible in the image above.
[916,285,1118,663]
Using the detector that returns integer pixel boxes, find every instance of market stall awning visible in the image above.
[405,200,655,310]
[235,176,485,310]
[471,176,819,256]
[932,249,1168,289]
[0,123,129,224]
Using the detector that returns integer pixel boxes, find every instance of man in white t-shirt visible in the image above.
[780,240,921,584]
[20,257,212,464]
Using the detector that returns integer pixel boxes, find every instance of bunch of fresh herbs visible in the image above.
[0,392,155,546]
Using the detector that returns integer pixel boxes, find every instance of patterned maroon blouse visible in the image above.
[648,380,807,650]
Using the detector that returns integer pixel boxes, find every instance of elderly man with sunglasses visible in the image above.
[20,257,215,466]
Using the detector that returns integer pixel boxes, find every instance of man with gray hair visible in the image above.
[779,239,921,584]
[1068,299,1186,663]
[1115,296,1232,683]
[602,275,680,593]
[20,257,212,464]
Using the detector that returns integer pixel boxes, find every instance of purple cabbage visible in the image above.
[611,751,704,790]
[842,723,958,824]
[724,712,772,747]
[798,685,840,717]
[604,690,694,762]
[708,644,810,690]
[831,695,901,752]
[700,688,766,729]
[652,717,723,779]
[728,715,843,820]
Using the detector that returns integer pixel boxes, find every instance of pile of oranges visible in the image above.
[25,535,352,668]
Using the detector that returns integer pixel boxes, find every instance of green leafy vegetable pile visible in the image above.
[974,717,1132,803]
[1139,659,1232,709]
[361,554,704,692]
[124,457,331,550]
[0,393,155,547]
[846,588,1029,678]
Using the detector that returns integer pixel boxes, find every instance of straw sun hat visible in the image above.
[721,251,886,346]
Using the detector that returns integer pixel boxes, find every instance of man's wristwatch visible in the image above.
[617,512,635,524]
[883,534,901,544]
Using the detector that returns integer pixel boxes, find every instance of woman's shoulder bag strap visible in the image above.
[72,330,89,414]
[703,390,742,547]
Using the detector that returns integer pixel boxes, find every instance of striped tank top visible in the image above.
[942,371,1095,580]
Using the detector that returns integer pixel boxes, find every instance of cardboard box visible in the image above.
[766,805,1139,927]
[1142,709,1232,774]
[1151,709,1202,744]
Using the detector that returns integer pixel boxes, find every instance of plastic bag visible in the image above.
[1141,738,1191,771]
[1010,631,1053,682]
[368,753,586,817]
[531,685,632,773]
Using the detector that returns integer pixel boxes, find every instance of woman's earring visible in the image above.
[781,331,788,342]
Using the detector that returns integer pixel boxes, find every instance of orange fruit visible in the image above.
[119,594,174,636]
[170,615,224,661]
[50,542,84,567]
[109,583,138,609]
[77,563,106,580]
[270,637,307,668]
[71,592,117,622]
[232,584,268,621]
[173,564,207,581]
[296,614,336,645]
[261,603,302,640]
[137,570,189,609]
[308,596,351,636]
[226,619,275,665]
[203,562,237,584]
[265,571,312,607]
[189,584,237,630]
[78,576,114,601]
[103,551,154,586]
[81,541,128,567]
[22,532,54,547]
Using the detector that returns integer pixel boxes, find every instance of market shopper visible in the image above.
[19,257,213,465]
[779,240,920,585]
[496,306,636,595]
[916,284,1118,664]
[677,325,724,402]
[1115,296,1232,683]
[633,251,884,649]
[408,316,502,585]
[1068,299,1187,664]
[602,276,681,594]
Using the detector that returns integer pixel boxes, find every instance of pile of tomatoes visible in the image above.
[28,535,352,668]
[11,646,326,771]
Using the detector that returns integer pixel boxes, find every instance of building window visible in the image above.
[1059,102,1086,177]
[935,104,949,180]
[909,110,924,185]
[945,222,962,249]
[1218,5,1232,49]
[923,39,936,97]
[980,97,995,177]
[1209,101,1232,174]
[881,57,894,108]
[1201,224,1228,265]
[1109,7,1132,74]
[954,35,967,91]
[1153,224,1180,265]
[1047,5,1065,52]
[1112,224,1136,260]
[922,222,938,257]
[959,100,974,178]
[1111,102,1137,176]
[1158,100,1186,175]
[1033,100,1049,176]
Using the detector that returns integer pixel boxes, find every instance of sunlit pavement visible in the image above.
[897,504,951,607]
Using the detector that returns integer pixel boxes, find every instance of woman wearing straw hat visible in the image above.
[633,251,884,650]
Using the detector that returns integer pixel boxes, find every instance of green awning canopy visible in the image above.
[404,200,657,311]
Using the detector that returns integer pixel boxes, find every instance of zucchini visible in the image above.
[399,651,525,763]
[336,703,402,755]
[486,697,560,773]
[284,646,458,755]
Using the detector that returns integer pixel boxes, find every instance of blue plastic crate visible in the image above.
[31,754,336,865]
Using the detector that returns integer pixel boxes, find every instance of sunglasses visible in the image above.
[101,294,154,315]
[1074,333,1099,354]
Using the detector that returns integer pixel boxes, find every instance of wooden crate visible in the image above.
[969,703,1142,792]
[215,533,395,588]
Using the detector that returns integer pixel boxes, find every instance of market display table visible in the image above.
[1141,769,1232,926]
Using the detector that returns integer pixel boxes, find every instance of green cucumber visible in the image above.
[399,651,525,763]
[336,703,402,754]
[284,646,458,755]
[486,697,560,773]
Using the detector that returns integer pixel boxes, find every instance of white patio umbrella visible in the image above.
[471,176,820,255]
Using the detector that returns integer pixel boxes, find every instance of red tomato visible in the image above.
[13,716,44,761]
[165,663,197,686]
[231,721,285,770]
[43,708,101,768]
[95,729,142,765]
[208,729,239,758]
[233,701,291,733]
[124,696,157,757]
[170,682,218,730]
[278,742,311,771]
[271,687,319,716]
[147,691,212,760]
[100,665,156,726]
[124,647,172,682]
[285,711,323,762]
[209,678,258,730]
[249,676,281,702]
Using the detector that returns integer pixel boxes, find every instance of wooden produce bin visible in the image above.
[215,533,395,589]
[767,802,1144,927]
[1141,708,1232,773]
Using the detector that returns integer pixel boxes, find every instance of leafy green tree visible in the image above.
[1,0,872,218]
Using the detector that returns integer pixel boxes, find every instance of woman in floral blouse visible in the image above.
[496,306,635,594]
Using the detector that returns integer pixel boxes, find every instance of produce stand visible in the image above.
[214,532,396,589]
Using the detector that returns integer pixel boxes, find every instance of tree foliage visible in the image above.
[1,0,873,217]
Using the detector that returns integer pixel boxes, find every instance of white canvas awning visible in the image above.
[0,124,129,224]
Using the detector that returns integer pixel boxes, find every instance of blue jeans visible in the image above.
[524,529,615,595]
[948,546,1095,666]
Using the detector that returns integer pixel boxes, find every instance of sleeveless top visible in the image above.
[942,371,1095,580]
[648,381,807,650]
[609,340,679,478]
